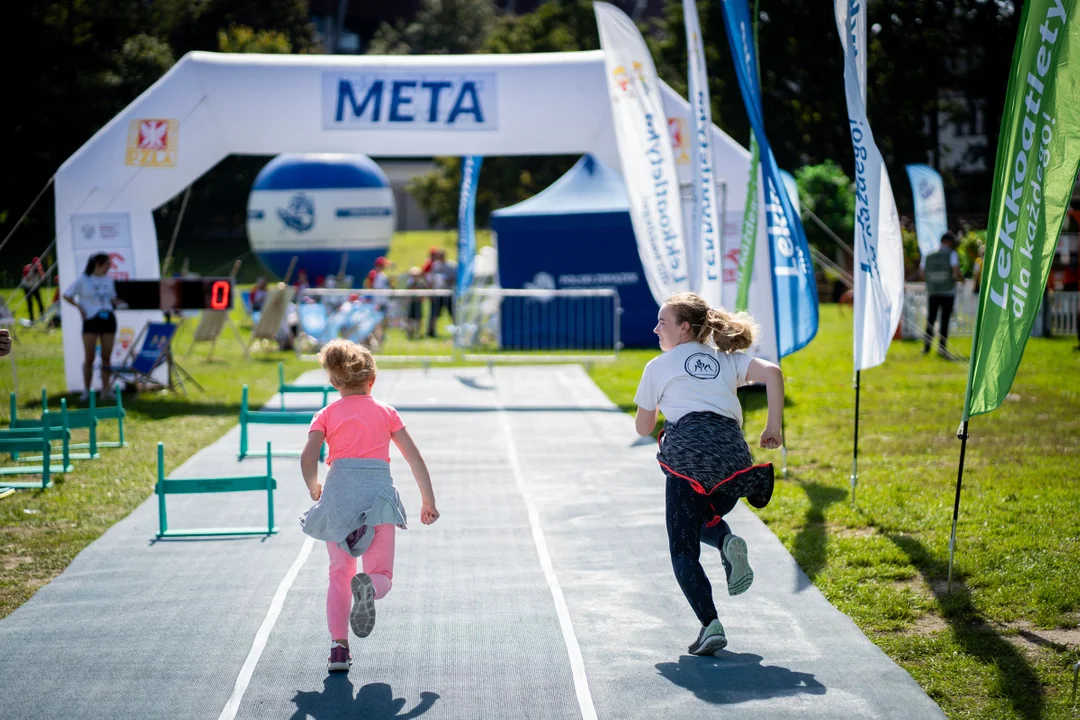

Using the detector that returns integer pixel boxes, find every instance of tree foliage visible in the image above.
[794,161,854,256]
[0,0,317,277]
[369,0,496,55]
[402,0,599,227]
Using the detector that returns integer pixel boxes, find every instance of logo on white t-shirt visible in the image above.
[684,353,720,379]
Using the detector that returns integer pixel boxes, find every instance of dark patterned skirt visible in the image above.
[656,411,773,508]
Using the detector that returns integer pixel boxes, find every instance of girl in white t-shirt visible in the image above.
[634,292,785,656]
[62,253,120,401]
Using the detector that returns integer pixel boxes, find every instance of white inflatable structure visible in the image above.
[55,50,775,391]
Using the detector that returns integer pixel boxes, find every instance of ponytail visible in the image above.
[665,292,759,353]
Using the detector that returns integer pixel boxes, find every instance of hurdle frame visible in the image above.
[0,424,72,489]
[276,362,334,410]
[156,441,277,538]
[238,385,325,460]
[10,385,127,461]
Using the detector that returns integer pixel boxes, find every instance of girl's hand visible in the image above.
[760,424,783,450]
[308,483,322,501]
[420,502,440,525]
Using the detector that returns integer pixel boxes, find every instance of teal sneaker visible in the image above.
[688,618,727,656]
[721,534,754,596]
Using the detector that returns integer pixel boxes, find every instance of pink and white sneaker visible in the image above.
[327,643,352,672]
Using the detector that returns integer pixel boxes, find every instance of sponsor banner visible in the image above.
[836,0,907,371]
[457,156,483,296]
[720,0,818,355]
[905,164,948,257]
[72,213,133,252]
[595,2,690,305]
[966,0,1080,417]
[323,72,498,130]
[684,0,722,307]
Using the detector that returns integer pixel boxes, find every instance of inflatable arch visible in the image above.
[55,50,776,391]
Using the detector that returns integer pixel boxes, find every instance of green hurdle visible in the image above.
[9,385,127,462]
[0,423,72,489]
[238,385,325,460]
[277,362,334,410]
[156,441,277,538]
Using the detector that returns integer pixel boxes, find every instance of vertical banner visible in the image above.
[719,0,818,356]
[905,164,948,257]
[835,0,905,371]
[595,2,690,305]
[734,138,760,311]
[456,155,483,297]
[966,0,1080,418]
[683,0,722,306]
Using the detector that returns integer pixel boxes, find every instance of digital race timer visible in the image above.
[114,278,235,312]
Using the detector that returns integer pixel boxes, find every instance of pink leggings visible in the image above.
[326,524,395,640]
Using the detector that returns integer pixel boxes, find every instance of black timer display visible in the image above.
[114,278,234,312]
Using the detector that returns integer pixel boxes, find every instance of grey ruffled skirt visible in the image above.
[299,458,408,558]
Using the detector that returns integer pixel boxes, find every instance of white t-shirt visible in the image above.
[634,342,753,426]
[65,274,116,317]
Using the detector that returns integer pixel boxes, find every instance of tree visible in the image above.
[217,25,293,54]
[368,0,496,55]
[407,0,600,227]
[794,161,854,257]
[0,0,319,278]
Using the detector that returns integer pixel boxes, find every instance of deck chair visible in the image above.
[249,286,294,350]
[111,322,178,392]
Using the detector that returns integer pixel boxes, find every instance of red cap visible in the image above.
[374,256,388,267]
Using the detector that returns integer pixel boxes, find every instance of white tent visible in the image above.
[55,50,775,391]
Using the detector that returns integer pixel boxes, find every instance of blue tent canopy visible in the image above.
[492,155,659,349]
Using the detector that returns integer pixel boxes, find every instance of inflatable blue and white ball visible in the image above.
[247,154,395,281]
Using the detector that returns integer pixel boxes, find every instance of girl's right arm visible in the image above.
[61,283,84,318]
[746,358,784,449]
[300,431,325,500]
[391,427,439,524]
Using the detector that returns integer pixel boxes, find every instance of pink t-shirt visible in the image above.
[309,394,405,465]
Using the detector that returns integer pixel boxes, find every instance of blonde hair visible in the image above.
[665,292,758,353]
[317,339,377,389]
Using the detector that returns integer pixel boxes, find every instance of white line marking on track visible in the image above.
[496,389,598,720]
[217,536,315,720]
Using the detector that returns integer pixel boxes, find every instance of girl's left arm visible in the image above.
[635,406,658,437]
[300,431,325,500]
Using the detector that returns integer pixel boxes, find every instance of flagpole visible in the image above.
[947,420,970,592]
[851,369,860,505]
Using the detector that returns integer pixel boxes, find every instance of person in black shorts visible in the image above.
[63,253,121,401]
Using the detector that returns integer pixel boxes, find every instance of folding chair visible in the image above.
[111,322,183,392]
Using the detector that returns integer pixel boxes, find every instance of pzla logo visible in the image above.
[126,119,178,167]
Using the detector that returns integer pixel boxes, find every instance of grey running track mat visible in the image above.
[0,366,944,719]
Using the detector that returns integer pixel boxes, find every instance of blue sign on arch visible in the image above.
[323,72,498,130]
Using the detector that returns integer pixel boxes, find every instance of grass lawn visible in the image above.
[588,308,1080,720]
[1,253,1077,719]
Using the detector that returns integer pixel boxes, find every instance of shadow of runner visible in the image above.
[887,533,1045,720]
[791,483,848,590]
[656,652,826,704]
[289,676,440,720]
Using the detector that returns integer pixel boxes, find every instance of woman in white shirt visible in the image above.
[63,253,120,401]
[634,292,785,657]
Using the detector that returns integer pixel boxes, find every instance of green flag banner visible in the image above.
[966,0,1080,418]
[735,135,760,312]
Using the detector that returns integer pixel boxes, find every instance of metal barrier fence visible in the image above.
[902,283,1080,340]
[295,286,621,364]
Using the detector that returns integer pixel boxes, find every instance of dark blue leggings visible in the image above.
[666,475,737,626]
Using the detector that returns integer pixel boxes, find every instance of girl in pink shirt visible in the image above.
[300,339,439,672]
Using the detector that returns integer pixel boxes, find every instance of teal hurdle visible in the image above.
[276,362,334,410]
[156,441,277,538]
[238,385,325,461]
[9,384,127,462]
[0,422,72,489]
